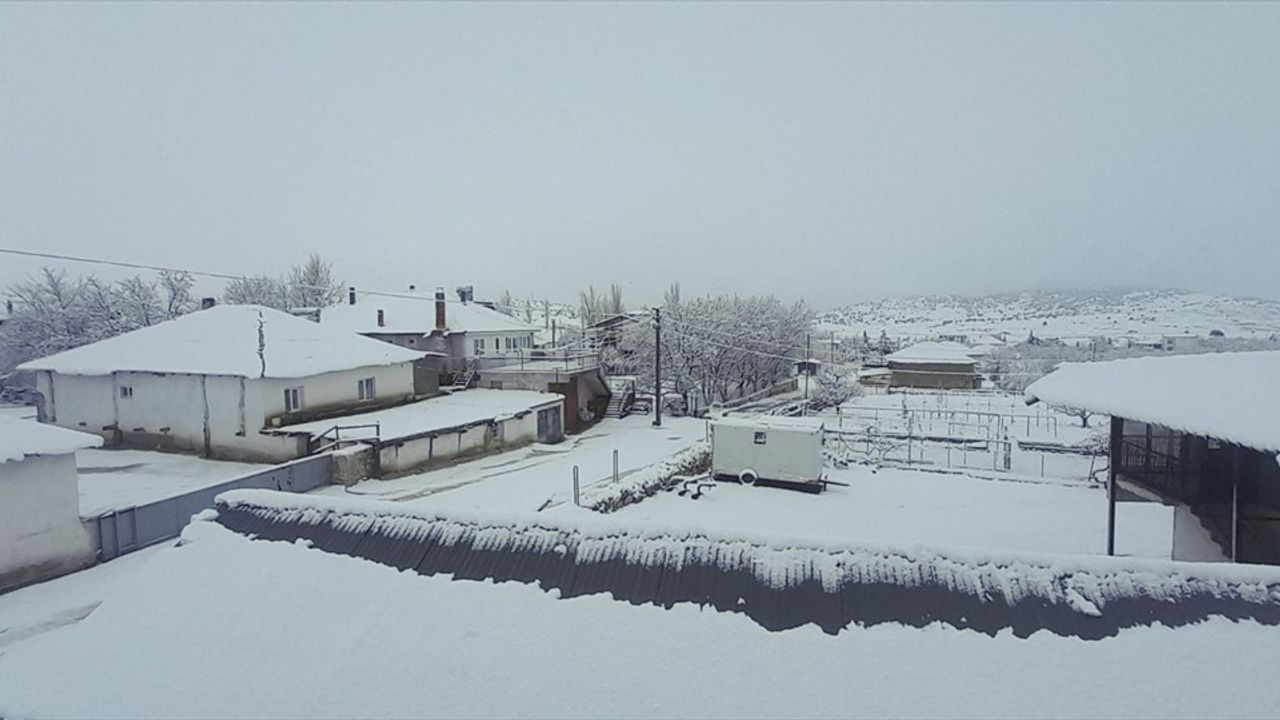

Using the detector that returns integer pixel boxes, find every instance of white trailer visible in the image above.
[710,416,826,491]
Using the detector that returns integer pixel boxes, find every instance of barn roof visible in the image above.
[0,417,102,464]
[1025,351,1280,452]
[886,341,979,366]
[18,305,425,379]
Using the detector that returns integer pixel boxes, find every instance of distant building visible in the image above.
[0,418,100,591]
[885,342,982,389]
[321,287,539,376]
[1027,351,1280,565]
[19,305,440,463]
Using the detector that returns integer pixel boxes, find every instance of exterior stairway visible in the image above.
[604,377,635,418]
[451,359,477,391]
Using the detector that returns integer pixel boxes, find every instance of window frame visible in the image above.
[284,386,305,413]
[357,377,376,401]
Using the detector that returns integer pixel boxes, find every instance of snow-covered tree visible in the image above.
[286,254,342,309]
[810,365,861,411]
[158,270,196,319]
[224,275,289,310]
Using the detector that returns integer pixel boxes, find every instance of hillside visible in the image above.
[816,289,1280,343]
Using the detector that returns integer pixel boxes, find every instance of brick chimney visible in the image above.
[435,287,446,331]
[348,286,357,305]
[377,309,385,327]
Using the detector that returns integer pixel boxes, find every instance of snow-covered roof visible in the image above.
[1025,351,1280,452]
[321,296,538,336]
[269,389,562,440]
[0,417,102,464]
[714,415,825,434]
[18,305,426,379]
[886,342,979,366]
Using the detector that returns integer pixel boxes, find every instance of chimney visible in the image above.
[456,285,474,303]
[348,286,357,305]
[200,297,217,310]
[435,287,446,331]
[377,309,385,327]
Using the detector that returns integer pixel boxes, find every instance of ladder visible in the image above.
[452,358,477,391]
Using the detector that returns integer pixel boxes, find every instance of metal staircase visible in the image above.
[604,377,635,419]
[452,358,477,391]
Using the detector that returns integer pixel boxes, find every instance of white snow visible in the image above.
[0,417,101,463]
[313,415,708,513]
[321,294,539,335]
[75,448,271,516]
[616,464,1174,558]
[886,341,980,365]
[17,304,425,379]
[272,389,562,440]
[1025,351,1280,452]
[2,516,1279,718]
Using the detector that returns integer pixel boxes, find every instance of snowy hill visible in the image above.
[816,289,1280,343]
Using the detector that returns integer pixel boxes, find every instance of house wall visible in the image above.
[888,362,981,390]
[479,369,609,434]
[39,362,417,464]
[0,452,96,592]
[362,332,429,350]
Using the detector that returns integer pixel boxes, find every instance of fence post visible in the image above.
[573,465,580,507]
[1040,453,1045,477]
[613,449,619,483]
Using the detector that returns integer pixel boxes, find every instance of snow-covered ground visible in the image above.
[817,288,1280,343]
[615,465,1172,558]
[1,519,1276,719]
[76,448,269,516]
[316,414,708,513]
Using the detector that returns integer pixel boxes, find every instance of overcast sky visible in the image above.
[2,2,1278,308]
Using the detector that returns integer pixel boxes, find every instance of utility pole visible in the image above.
[830,332,836,364]
[652,307,662,427]
[551,319,557,347]
[803,333,811,415]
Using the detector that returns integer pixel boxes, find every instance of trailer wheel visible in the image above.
[738,469,758,486]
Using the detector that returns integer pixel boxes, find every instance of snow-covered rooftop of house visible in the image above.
[886,341,979,365]
[17,305,425,379]
[1025,351,1280,452]
[714,415,825,434]
[0,417,102,464]
[269,389,562,441]
[321,295,539,336]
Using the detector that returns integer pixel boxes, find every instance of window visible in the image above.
[284,387,304,413]
[505,337,513,351]
[474,338,485,355]
[754,431,767,445]
[119,386,133,399]
[358,377,376,401]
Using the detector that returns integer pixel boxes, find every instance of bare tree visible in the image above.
[607,284,625,315]
[225,275,289,310]
[158,270,196,319]
[286,253,342,309]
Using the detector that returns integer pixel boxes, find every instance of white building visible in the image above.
[321,287,539,372]
[18,305,436,463]
[0,417,100,591]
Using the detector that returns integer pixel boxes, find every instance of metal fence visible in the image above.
[85,454,332,561]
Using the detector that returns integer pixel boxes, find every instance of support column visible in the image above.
[1107,416,1122,556]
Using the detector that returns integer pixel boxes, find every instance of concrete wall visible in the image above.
[0,453,95,592]
[376,400,556,476]
[480,369,609,434]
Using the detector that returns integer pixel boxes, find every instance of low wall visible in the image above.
[578,442,711,513]
[376,412,540,477]
[0,453,96,593]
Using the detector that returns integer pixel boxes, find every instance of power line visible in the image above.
[0,247,517,306]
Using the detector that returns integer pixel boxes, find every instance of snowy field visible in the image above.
[616,465,1172,558]
[316,414,708,513]
[1,519,1276,719]
[75,448,270,516]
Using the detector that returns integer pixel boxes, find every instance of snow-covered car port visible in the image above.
[1026,351,1280,565]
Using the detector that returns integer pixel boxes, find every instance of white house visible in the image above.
[321,287,539,372]
[18,305,437,463]
[0,417,101,591]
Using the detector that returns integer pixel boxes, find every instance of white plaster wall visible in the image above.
[258,363,415,419]
[0,453,95,591]
[40,372,116,438]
